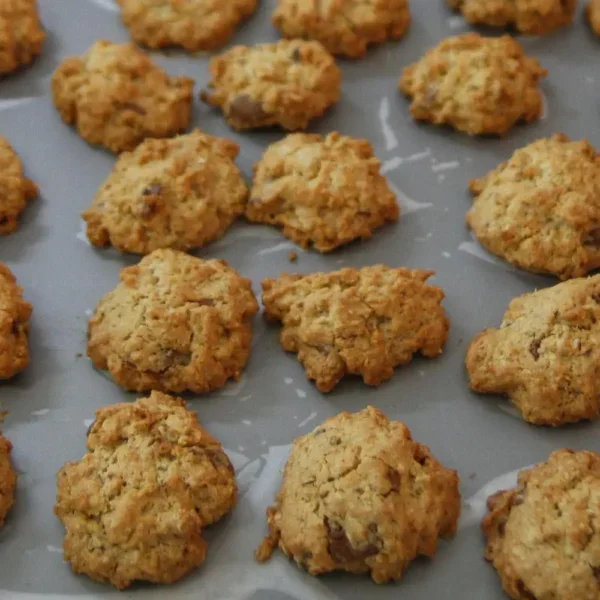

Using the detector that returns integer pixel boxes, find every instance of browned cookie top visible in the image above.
[0,431,16,527]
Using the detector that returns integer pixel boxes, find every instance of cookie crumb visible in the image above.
[288,251,297,262]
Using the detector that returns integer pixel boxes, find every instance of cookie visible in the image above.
[272,0,410,58]
[262,266,448,392]
[82,130,248,255]
[467,135,600,280]
[0,263,32,380]
[399,34,546,136]
[116,0,257,51]
[55,391,236,589]
[587,0,600,35]
[256,406,460,583]
[466,276,600,426]
[247,133,398,252]
[446,0,576,34]
[51,40,193,153]
[482,449,600,600]
[0,0,45,75]
[0,431,16,527]
[87,249,258,393]
[0,136,37,236]
[200,40,340,132]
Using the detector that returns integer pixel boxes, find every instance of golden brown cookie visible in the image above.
[82,130,248,255]
[466,276,600,426]
[87,249,258,393]
[256,406,460,583]
[482,449,600,600]
[247,133,398,252]
[200,40,340,132]
[467,135,600,280]
[399,34,546,136]
[116,0,257,51]
[0,136,37,236]
[51,40,193,154]
[55,391,236,589]
[0,263,32,380]
[272,0,410,58]
[0,0,45,75]
[587,0,600,35]
[262,266,449,392]
[0,431,16,527]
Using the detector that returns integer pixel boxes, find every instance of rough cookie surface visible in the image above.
[587,0,600,35]
[247,133,398,252]
[399,34,546,136]
[87,249,258,393]
[466,276,600,426]
[116,0,257,51]
[51,40,193,153]
[201,40,340,132]
[0,263,32,380]
[82,130,248,255]
[272,0,410,58]
[256,406,460,583]
[467,135,600,280]
[262,266,449,392]
[0,431,16,527]
[482,449,600,600]
[55,391,236,589]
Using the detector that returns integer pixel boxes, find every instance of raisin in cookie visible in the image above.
[467,135,600,280]
[55,391,236,589]
[0,263,32,380]
[82,130,248,255]
[116,0,257,51]
[87,249,258,393]
[272,0,410,58]
[256,406,460,582]
[0,137,37,236]
[399,34,546,136]
[0,0,45,75]
[587,0,600,35]
[247,133,398,252]
[262,266,448,392]
[200,40,340,132]
[466,276,600,426]
[0,431,16,527]
[51,40,193,154]
[482,449,600,600]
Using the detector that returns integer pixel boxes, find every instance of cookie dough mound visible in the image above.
[262,266,449,392]
[51,40,193,153]
[587,0,600,35]
[466,276,600,426]
[247,133,398,252]
[82,130,248,254]
[482,449,600,600]
[201,40,340,132]
[55,391,236,589]
[87,249,258,393]
[0,432,16,527]
[116,0,257,51]
[467,135,600,280]
[0,263,32,380]
[0,0,45,75]
[272,0,410,58]
[399,34,546,136]
[256,406,460,582]
[0,137,37,235]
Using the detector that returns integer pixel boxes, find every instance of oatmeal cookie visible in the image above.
[87,249,258,393]
[399,34,546,136]
[272,0,410,58]
[262,266,448,392]
[55,391,236,589]
[467,135,600,280]
[482,449,600,600]
[466,276,600,426]
[587,0,600,35]
[256,406,460,583]
[82,130,248,255]
[51,40,193,153]
[200,40,340,132]
[116,0,257,51]
[0,431,16,527]
[247,133,398,252]
[0,263,32,380]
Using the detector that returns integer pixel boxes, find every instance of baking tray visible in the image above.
[1,0,599,598]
